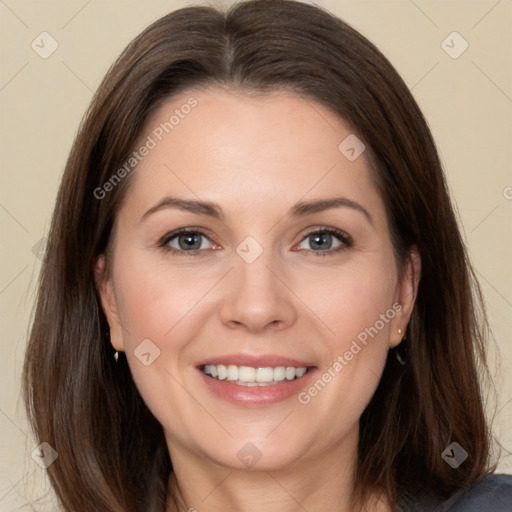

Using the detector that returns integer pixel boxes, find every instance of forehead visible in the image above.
[119,86,383,220]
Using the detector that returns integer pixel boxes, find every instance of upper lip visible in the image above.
[196,354,316,369]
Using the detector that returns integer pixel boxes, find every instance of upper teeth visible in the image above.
[203,364,308,385]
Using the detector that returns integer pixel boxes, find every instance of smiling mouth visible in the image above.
[202,364,310,386]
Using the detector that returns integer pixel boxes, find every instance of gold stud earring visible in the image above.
[395,328,407,365]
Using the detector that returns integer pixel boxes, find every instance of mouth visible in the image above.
[196,355,317,407]
[202,364,310,386]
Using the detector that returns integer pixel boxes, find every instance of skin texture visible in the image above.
[96,87,421,512]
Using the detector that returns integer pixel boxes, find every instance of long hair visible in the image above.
[23,0,495,510]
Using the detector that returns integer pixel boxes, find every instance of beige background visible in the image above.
[1,0,511,509]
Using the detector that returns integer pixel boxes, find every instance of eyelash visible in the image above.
[158,227,353,258]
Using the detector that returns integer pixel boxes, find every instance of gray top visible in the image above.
[397,473,512,511]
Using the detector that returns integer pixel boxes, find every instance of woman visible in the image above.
[23,0,512,511]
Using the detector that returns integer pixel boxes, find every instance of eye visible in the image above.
[158,227,352,257]
[296,228,352,255]
[159,228,216,255]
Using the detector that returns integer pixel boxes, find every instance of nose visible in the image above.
[219,250,297,334]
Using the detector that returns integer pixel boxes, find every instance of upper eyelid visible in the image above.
[160,226,216,241]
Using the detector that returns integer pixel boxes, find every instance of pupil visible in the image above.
[179,233,201,250]
[310,233,331,250]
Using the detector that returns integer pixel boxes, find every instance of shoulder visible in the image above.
[398,474,512,512]
[438,473,512,511]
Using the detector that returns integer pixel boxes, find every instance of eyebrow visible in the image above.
[290,197,373,225]
[141,196,373,226]
[141,197,224,222]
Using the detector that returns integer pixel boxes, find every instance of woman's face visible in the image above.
[97,87,419,472]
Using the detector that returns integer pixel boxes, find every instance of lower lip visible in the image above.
[198,368,316,407]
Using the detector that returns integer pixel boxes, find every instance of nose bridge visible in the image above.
[219,239,296,332]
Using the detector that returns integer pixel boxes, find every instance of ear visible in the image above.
[389,245,421,348]
[94,255,125,352]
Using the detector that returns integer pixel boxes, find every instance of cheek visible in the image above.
[113,255,212,344]
[304,258,397,350]
[294,260,396,421]
[111,252,221,413]
[112,259,208,436]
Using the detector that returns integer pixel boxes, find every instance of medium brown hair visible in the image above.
[23,0,496,510]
